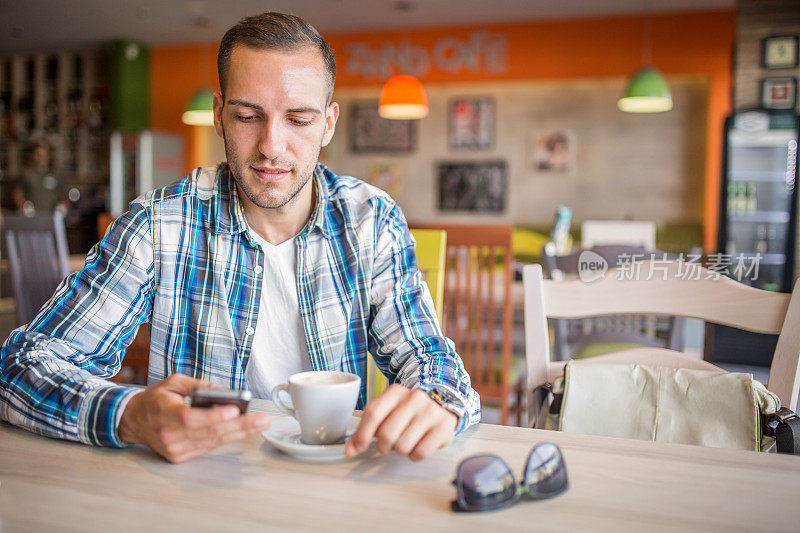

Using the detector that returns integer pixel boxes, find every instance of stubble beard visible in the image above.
[221,124,320,209]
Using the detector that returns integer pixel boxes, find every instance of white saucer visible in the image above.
[262,415,361,462]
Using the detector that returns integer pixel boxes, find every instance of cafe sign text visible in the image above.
[343,31,509,81]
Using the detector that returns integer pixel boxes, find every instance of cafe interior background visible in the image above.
[1,0,799,422]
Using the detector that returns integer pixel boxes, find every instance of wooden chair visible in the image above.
[523,261,800,428]
[541,244,686,361]
[2,211,70,326]
[366,229,447,401]
[416,224,515,425]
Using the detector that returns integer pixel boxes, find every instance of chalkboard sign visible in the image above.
[349,101,416,153]
[438,161,506,212]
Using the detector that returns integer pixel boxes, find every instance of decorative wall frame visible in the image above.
[761,77,797,110]
[366,160,402,198]
[438,161,506,212]
[448,97,495,150]
[349,101,416,153]
[762,34,799,70]
[528,131,575,173]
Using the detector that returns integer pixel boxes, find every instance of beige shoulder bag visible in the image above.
[533,362,799,454]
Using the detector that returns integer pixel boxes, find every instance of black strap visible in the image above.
[776,414,800,455]
[765,408,800,455]
[530,383,564,428]
[530,383,550,428]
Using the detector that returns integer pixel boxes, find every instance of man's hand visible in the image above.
[344,384,457,461]
[118,374,270,464]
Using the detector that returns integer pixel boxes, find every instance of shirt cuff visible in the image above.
[76,384,143,447]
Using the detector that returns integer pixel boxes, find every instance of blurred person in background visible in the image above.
[13,138,66,214]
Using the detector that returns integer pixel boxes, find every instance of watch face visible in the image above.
[430,387,460,405]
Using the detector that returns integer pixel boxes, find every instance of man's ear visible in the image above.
[213,91,224,138]
[321,101,339,147]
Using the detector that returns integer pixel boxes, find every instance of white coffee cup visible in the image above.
[271,370,361,445]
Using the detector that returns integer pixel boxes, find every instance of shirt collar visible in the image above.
[305,164,331,240]
[209,164,248,235]
[210,162,331,240]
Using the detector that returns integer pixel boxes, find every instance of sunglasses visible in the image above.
[451,442,569,512]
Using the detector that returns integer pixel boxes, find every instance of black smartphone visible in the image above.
[190,388,252,414]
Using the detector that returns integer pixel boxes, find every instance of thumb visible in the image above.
[161,373,218,395]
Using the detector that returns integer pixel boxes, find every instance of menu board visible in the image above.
[349,101,416,153]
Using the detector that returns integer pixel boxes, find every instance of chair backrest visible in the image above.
[541,244,685,360]
[523,261,800,426]
[366,229,447,401]
[581,220,656,249]
[2,211,70,326]
[410,229,446,323]
[416,224,514,424]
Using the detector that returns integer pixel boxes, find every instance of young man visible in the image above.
[0,13,480,463]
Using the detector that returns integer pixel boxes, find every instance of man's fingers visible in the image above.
[390,412,435,456]
[374,392,430,455]
[409,422,453,462]
[185,412,270,441]
[160,413,270,461]
[179,404,241,429]
[345,385,404,456]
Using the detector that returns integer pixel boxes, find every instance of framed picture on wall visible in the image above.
[366,160,402,198]
[528,131,575,173]
[349,101,416,153]
[448,97,495,150]
[438,161,506,212]
[762,34,799,70]
[761,77,797,110]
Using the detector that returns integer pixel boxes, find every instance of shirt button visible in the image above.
[254,265,263,274]
[246,327,255,336]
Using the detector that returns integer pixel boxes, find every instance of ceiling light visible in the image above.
[181,89,215,126]
[618,67,673,113]
[378,74,429,120]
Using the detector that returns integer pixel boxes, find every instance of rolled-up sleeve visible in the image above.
[0,203,154,446]
[367,204,481,434]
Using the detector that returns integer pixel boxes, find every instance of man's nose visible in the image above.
[257,119,287,160]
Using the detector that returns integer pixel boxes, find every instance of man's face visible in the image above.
[213,45,338,210]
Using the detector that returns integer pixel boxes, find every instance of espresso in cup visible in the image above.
[271,370,360,445]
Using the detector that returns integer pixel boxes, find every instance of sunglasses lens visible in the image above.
[456,455,517,510]
[523,443,568,498]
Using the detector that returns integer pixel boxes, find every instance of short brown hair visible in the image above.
[218,12,336,103]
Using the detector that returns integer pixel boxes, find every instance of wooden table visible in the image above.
[1,399,799,532]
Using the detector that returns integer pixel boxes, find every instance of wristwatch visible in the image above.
[424,387,466,422]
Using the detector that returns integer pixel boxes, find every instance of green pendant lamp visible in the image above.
[181,88,215,126]
[617,66,673,113]
[618,1,672,114]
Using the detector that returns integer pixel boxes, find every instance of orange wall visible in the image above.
[150,10,735,250]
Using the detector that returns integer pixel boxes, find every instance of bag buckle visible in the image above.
[763,408,799,438]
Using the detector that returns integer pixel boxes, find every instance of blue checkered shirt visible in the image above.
[0,163,480,447]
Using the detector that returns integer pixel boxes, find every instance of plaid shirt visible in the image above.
[0,163,480,447]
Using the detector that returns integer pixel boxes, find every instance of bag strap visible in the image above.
[530,382,564,428]
[764,408,800,455]
[530,383,551,428]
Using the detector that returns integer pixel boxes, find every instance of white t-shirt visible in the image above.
[243,230,312,398]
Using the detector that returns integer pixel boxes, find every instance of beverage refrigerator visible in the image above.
[712,109,800,366]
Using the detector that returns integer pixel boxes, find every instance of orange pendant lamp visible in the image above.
[378,74,429,120]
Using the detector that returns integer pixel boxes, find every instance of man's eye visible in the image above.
[289,118,312,126]
[236,115,256,122]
